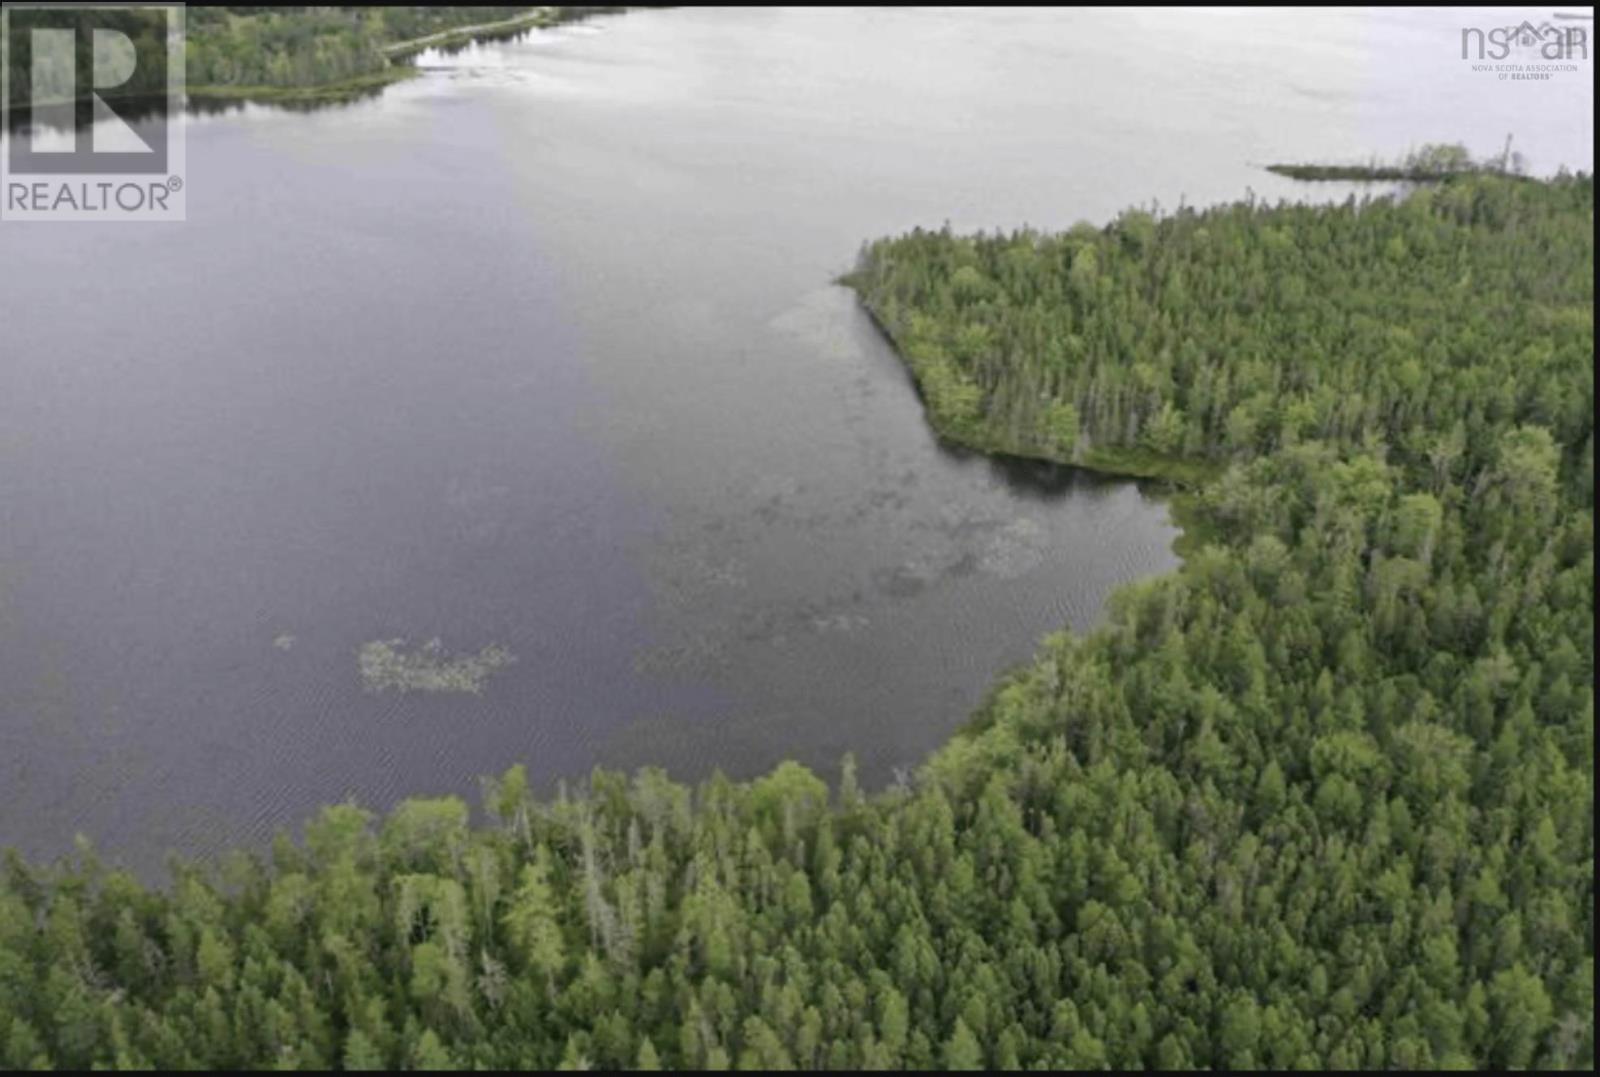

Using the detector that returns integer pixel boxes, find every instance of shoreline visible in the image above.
[380,6,609,62]
[841,280,1223,559]
[5,7,625,115]
[188,7,619,106]
[185,67,420,106]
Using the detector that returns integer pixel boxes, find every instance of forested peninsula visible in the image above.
[0,174,1592,1070]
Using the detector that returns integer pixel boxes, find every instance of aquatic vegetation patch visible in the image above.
[978,517,1047,579]
[810,611,870,634]
[359,637,515,695]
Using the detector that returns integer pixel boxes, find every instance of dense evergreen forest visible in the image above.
[844,173,1591,483]
[0,174,1592,1069]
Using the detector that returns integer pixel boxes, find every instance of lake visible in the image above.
[0,7,1591,873]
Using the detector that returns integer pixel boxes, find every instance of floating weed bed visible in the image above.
[358,637,515,695]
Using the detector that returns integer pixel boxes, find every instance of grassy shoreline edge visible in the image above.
[185,67,420,105]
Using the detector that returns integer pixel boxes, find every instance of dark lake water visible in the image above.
[0,7,1591,873]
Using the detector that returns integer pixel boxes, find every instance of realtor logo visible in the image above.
[1461,20,1589,61]
[2,3,185,221]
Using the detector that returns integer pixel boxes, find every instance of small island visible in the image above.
[1263,140,1530,182]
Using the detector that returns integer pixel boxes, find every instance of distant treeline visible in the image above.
[3,7,623,107]
[1266,142,1530,182]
